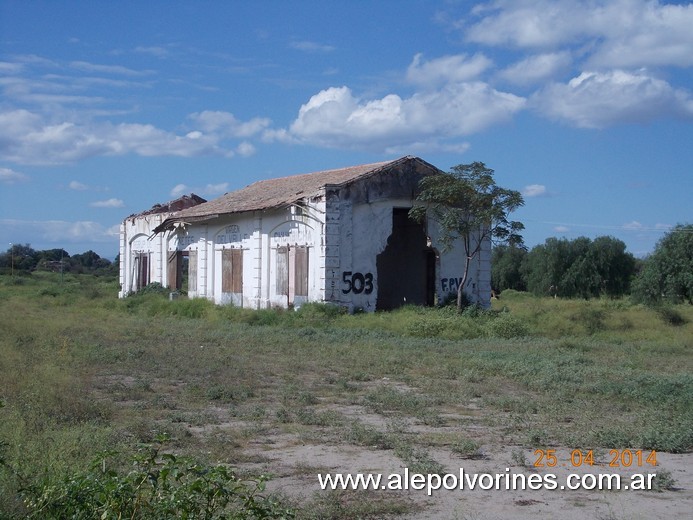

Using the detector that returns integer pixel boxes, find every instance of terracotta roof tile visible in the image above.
[154,156,437,232]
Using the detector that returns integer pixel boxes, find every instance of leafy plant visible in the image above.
[12,436,294,519]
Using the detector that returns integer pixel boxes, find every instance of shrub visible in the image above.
[656,306,687,326]
[486,313,529,339]
[9,437,294,519]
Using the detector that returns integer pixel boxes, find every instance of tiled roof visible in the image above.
[154,156,438,231]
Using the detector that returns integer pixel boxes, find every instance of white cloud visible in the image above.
[554,225,570,233]
[284,84,525,150]
[406,53,492,87]
[69,60,152,76]
[522,184,547,197]
[532,70,693,128]
[69,180,88,190]
[90,198,124,208]
[623,220,643,231]
[134,46,170,58]
[0,218,119,243]
[0,109,239,165]
[0,167,28,184]
[236,141,256,157]
[464,0,693,69]
[188,111,271,138]
[290,40,335,53]
[498,52,572,85]
[170,182,229,198]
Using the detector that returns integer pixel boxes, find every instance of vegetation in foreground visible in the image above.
[1,272,691,518]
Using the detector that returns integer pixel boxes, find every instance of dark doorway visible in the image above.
[376,208,435,310]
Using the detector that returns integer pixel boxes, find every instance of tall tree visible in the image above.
[491,244,528,292]
[632,224,693,305]
[523,236,636,298]
[410,162,524,309]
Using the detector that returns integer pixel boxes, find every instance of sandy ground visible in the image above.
[249,438,692,519]
[233,403,692,520]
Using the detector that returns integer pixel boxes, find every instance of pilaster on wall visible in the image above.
[199,225,208,298]
[253,214,263,309]
[118,223,126,297]
[322,196,346,303]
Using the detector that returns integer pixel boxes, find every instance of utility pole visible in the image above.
[9,243,13,277]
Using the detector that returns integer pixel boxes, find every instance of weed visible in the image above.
[650,469,677,492]
[511,448,528,467]
[451,438,484,459]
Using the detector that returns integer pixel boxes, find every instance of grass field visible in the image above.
[1,273,691,518]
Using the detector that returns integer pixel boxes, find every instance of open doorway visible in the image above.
[376,208,436,310]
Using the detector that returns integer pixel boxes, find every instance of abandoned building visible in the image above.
[118,155,491,311]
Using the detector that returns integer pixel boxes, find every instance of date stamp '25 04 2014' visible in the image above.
[533,449,658,468]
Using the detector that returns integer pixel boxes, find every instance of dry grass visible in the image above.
[1,273,691,518]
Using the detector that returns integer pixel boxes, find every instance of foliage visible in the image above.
[631,224,693,305]
[410,162,524,309]
[6,436,293,519]
[521,236,636,299]
[491,244,527,292]
[0,244,115,276]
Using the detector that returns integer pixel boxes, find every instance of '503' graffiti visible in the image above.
[342,271,374,294]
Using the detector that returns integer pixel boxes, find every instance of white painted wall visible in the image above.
[121,180,490,310]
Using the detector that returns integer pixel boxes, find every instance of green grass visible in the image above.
[1,273,691,517]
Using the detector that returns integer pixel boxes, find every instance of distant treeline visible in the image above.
[492,224,691,305]
[0,244,117,276]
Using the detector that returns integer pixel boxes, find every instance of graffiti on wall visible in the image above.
[441,277,466,293]
[342,271,374,294]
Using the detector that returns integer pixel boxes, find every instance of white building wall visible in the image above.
[120,180,491,310]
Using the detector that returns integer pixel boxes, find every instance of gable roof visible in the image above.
[153,155,440,232]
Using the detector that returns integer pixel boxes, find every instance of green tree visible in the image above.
[523,236,636,298]
[491,244,527,292]
[632,224,693,305]
[410,162,524,309]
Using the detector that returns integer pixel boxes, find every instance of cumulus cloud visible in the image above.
[465,0,693,68]
[90,198,124,208]
[522,184,548,197]
[532,70,693,128]
[0,167,28,184]
[0,109,241,165]
[284,84,525,150]
[406,53,492,87]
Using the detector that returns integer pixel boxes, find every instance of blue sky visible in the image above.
[1,0,691,259]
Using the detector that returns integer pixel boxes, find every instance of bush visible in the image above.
[486,313,529,339]
[656,306,687,326]
[7,437,294,519]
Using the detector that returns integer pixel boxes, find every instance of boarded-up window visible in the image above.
[222,249,243,293]
[167,251,182,290]
[188,250,197,293]
[276,246,288,295]
[136,252,149,291]
[294,246,308,297]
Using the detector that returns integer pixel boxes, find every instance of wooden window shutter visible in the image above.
[222,249,243,293]
[276,246,288,295]
[294,246,308,296]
